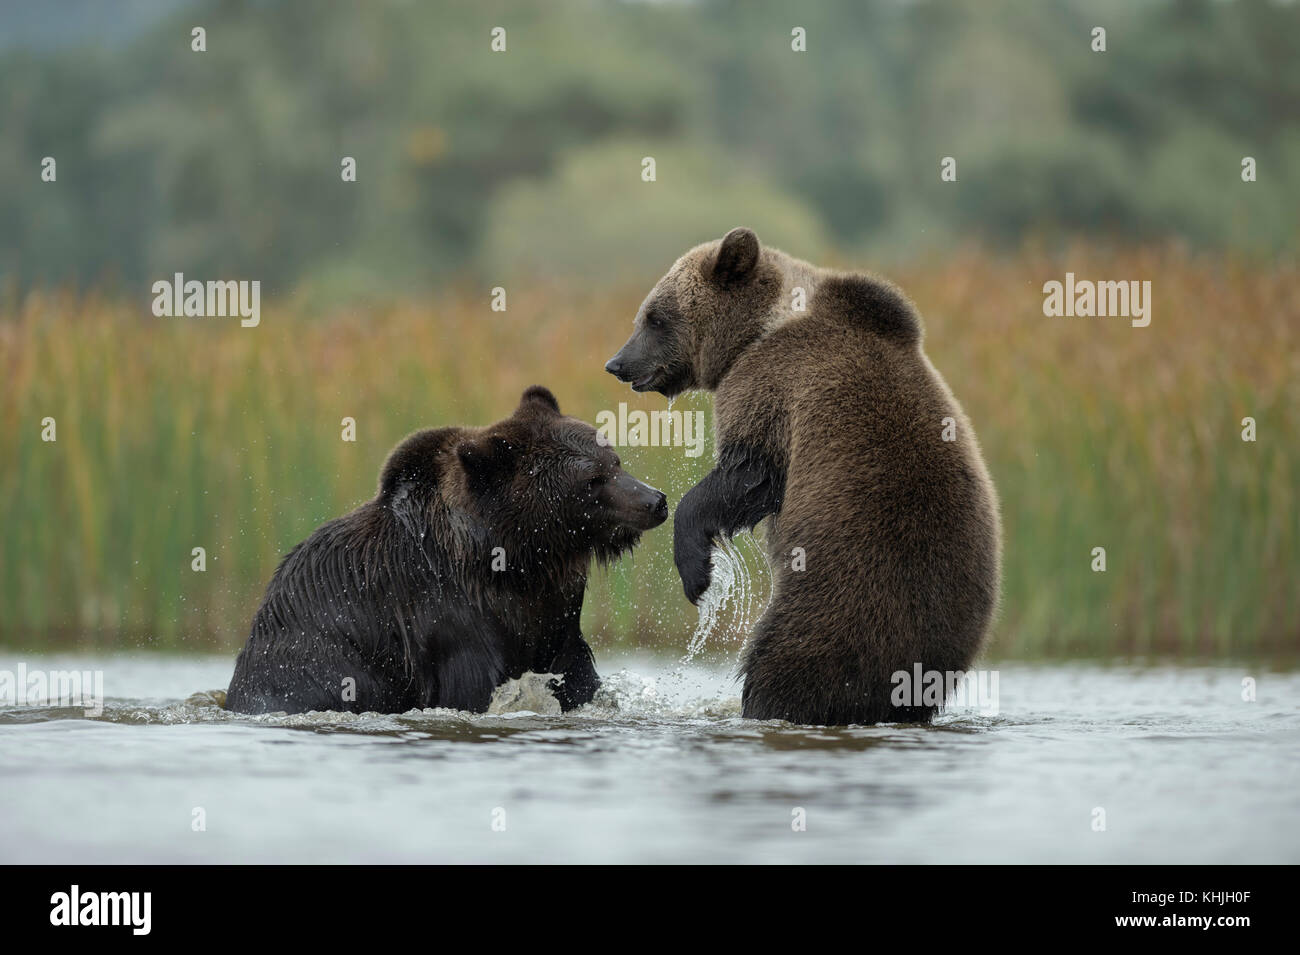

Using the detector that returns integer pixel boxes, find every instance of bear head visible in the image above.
[605,226,783,397]
[381,387,668,569]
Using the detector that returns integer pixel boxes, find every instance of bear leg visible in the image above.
[739,605,924,726]
[545,632,600,711]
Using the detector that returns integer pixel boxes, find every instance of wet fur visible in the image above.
[616,229,1002,725]
[226,387,649,715]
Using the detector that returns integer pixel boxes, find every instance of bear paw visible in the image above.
[676,544,714,605]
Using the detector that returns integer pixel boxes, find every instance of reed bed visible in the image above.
[1,245,1296,660]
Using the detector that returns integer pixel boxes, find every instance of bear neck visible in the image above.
[465,527,589,604]
[389,490,590,637]
[700,255,824,390]
[763,254,824,333]
[482,555,588,639]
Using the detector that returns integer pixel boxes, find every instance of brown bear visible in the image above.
[606,228,1001,725]
[225,386,667,715]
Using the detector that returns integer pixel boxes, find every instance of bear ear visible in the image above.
[711,227,760,284]
[517,385,560,416]
[378,427,452,500]
[456,434,517,492]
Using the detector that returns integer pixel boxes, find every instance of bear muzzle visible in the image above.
[605,356,664,393]
[609,472,668,530]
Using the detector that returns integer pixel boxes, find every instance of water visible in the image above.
[1,652,1297,863]
[686,539,745,660]
[684,534,769,662]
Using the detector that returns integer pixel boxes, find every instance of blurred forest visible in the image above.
[2,0,1298,296]
[1,0,1297,659]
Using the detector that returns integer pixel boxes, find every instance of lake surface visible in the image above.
[1,652,1297,864]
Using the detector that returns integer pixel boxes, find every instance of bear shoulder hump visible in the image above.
[378,427,459,498]
[813,272,922,346]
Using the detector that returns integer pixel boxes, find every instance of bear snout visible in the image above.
[610,473,668,530]
[629,486,668,530]
[606,354,660,390]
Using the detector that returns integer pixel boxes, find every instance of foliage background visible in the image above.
[1,0,1296,660]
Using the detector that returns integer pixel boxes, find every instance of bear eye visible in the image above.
[645,312,664,331]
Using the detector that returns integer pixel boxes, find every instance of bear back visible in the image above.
[812,273,923,346]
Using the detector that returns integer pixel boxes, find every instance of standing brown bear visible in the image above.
[226,386,667,715]
[606,228,1001,725]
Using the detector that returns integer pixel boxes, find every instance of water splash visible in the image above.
[0,663,742,731]
[591,666,740,719]
[684,537,751,662]
[488,672,562,715]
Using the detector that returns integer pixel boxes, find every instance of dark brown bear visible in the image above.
[606,228,1001,725]
[225,386,667,715]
